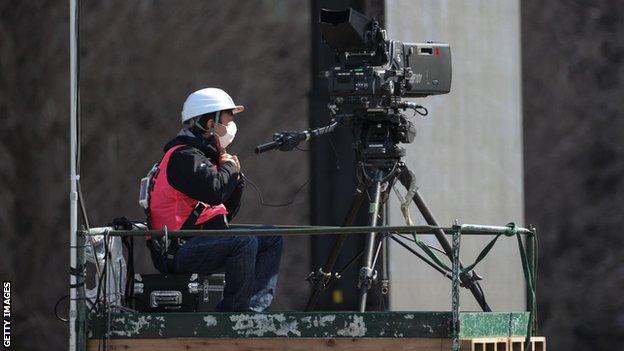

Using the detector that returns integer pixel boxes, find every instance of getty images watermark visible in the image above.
[2,281,10,349]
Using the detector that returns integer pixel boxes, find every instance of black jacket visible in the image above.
[163,127,244,222]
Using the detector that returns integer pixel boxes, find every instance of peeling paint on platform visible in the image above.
[301,314,336,328]
[203,315,217,327]
[336,315,367,337]
[89,311,530,339]
[230,313,301,337]
[111,315,152,337]
[155,316,165,336]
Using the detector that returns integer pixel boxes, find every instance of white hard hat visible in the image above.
[181,88,245,123]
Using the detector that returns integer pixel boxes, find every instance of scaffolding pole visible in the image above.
[69,0,84,350]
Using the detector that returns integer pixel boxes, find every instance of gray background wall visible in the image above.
[522,1,624,349]
[0,2,311,349]
[385,1,526,311]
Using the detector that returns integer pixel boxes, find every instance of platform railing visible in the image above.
[77,223,536,351]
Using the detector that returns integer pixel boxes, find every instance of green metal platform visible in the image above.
[81,224,537,350]
[88,311,530,339]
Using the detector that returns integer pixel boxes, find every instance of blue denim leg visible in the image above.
[249,235,283,312]
[174,235,258,312]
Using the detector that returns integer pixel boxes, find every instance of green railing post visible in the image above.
[525,226,538,335]
[451,224,461,351]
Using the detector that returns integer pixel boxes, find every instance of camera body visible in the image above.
[320,9,451,158]
[326,42,451,108]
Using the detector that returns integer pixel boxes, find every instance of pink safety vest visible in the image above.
[149,145,228,231]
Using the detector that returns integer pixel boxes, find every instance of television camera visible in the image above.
[256,8,451,161]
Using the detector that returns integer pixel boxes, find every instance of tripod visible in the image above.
[253,111,491,313]
[304,157,492,312]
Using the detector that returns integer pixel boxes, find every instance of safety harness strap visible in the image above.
[162,201,208,273]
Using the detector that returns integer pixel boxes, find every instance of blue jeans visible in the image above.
[173,229,283,312]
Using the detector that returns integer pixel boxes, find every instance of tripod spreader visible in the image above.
[396,163,492,312]
[254,115,352,154]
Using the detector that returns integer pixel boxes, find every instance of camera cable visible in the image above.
[243,173,309,208]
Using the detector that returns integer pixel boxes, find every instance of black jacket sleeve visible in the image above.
[166,146,240,206]
[224,176,245,221]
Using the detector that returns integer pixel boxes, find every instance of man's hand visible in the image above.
[220,153,241,172]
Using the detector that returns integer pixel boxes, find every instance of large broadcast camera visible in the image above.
[320,8,452,160]
[256,9,494,314]
[255,8,451,160]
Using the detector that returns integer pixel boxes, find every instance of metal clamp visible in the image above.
[306,268,334,289]
[357,267,377,290]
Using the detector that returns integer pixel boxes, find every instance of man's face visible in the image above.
[206,109,234,137]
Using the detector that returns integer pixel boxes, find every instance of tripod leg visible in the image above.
[358,177,383,312]
[380,234,390,303]
[305,181,369,311]
[378,175,395,310]
[397,163,492,312]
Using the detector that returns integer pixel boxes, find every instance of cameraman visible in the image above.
[147,88,283,312]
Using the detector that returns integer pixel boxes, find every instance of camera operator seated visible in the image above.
[147,88,283,312]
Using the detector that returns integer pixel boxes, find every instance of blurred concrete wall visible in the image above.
[0,2,311,349]
[385,1,525,311]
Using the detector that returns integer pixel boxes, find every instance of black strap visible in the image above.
[165,253,177,274]
[148,201,215,274]
[146,238,167,273]
[158,202,207,273]
[181,202,207,230]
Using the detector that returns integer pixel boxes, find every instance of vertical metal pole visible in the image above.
[69,0,79,350]
[380,199,390,310]
[451,225,461,351]
[358,175,382,312]
[380,235,390,307]
[526,226,537,334]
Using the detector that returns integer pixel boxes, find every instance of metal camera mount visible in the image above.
[255,7,490,312]
[255,104,491,313]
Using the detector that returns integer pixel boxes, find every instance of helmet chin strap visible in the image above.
[188,119,207,134]
[214,110,221,125]
[189,110,222,135]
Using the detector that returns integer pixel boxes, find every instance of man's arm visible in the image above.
[167,146,239,205]
[224,177,244,221]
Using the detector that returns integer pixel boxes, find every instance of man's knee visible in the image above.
[270,235,283,249]
[231,235,258,254]
[262,235,283,254]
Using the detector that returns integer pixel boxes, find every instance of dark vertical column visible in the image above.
[308,0,384,311]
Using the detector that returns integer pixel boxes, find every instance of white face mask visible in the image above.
[217,121,237,148]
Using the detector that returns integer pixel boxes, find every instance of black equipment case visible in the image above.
[132,273,224,312]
